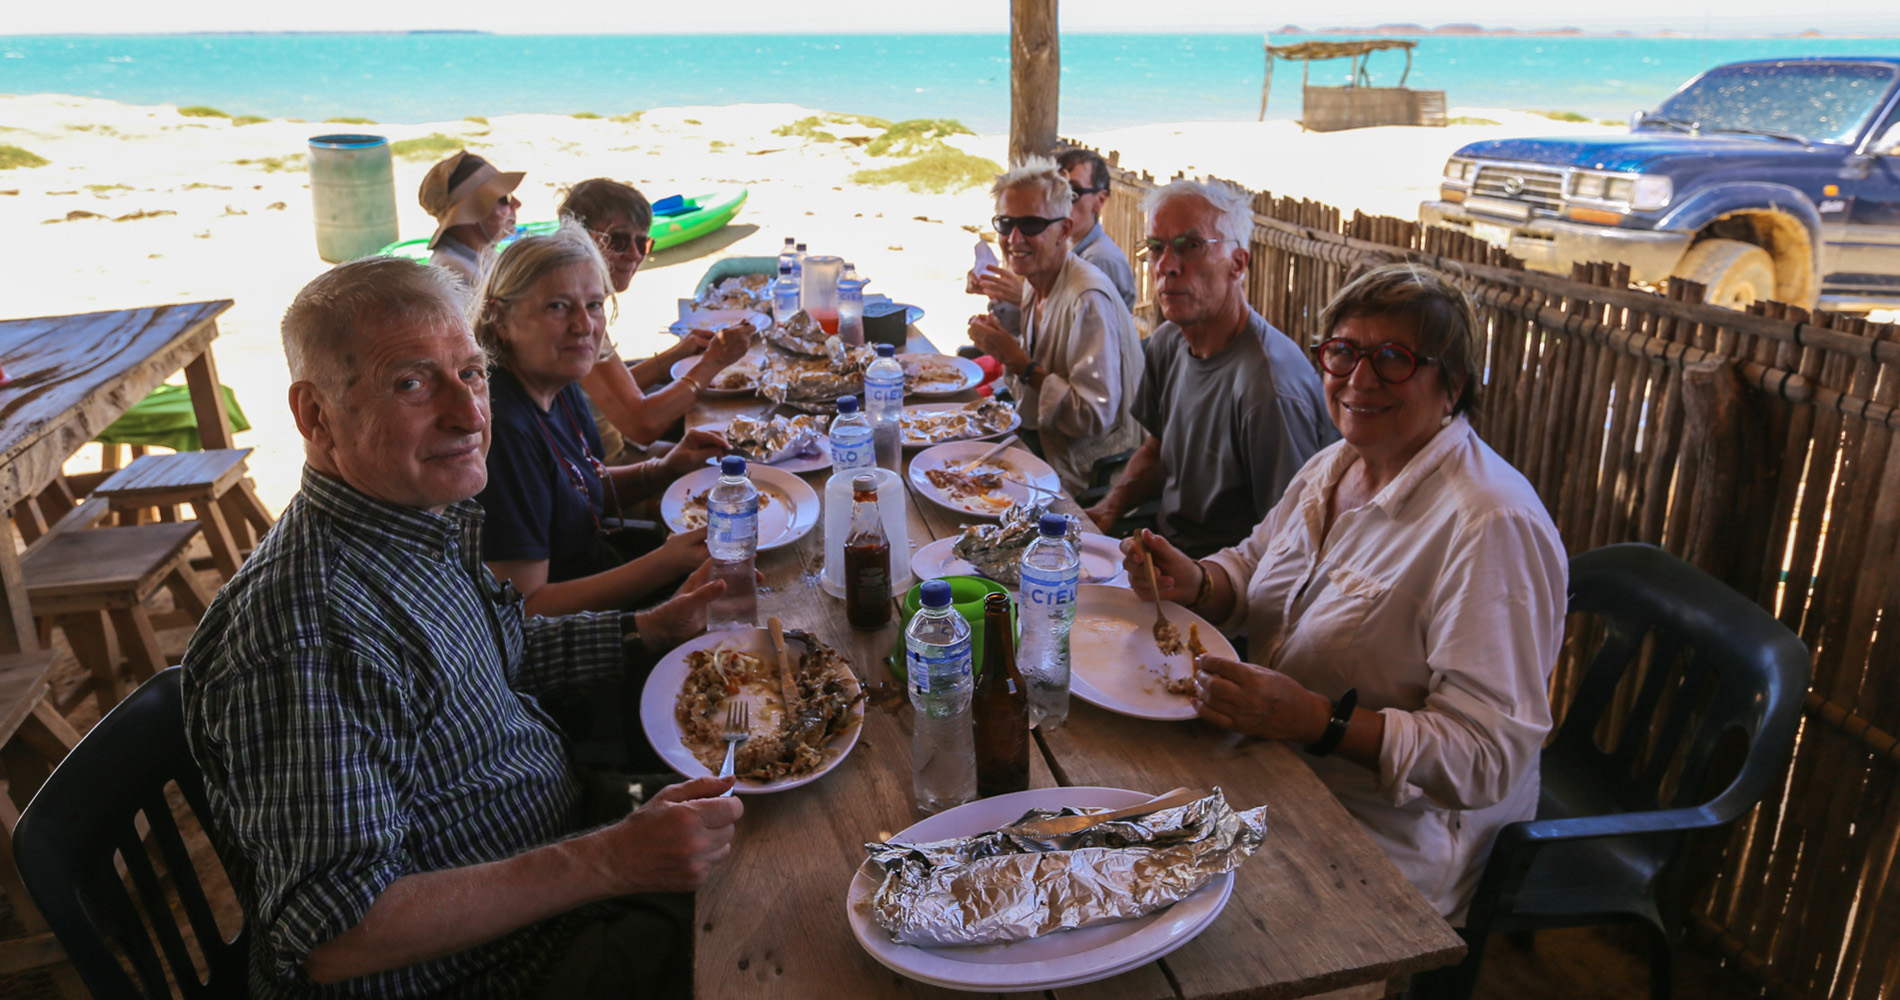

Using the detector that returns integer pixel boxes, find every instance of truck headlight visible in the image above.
[1631,175,1673,211]
[1604,178,1634,202]
[1442,159,1473,182]
[1572,173,1608,199]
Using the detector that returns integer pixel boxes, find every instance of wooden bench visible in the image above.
[0,650,83,990]
[91,448,270,582]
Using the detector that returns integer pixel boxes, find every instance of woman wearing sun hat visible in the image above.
[419,150,524,285]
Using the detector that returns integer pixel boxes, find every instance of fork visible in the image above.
[717,699,751,796]
[1140,543,1184,656]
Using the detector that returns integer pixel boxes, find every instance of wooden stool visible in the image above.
[0,650,84,991]
[20,522,209,712]
[91,449,270,582]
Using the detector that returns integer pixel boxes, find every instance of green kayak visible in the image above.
[377,188,748,261]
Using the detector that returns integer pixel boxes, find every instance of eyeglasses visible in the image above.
[1069,181,1107,198]
[992,215,1066,238]
[1312,338,1440,384]
[596,230,655,256]
[1136,235,1226,260]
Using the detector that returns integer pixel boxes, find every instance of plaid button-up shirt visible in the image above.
[184,468,628,999]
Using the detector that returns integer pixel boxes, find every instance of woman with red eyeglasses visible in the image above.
[559,179,750,465]
[1121,262,1566,924]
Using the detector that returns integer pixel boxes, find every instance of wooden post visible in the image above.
[1010,0,1059,164]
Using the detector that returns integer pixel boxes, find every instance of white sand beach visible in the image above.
[0,95,1615,513]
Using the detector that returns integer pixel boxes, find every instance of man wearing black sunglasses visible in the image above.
[966,157,1144,494]
[1086,179,1333,557]
[1056,148,1137,312]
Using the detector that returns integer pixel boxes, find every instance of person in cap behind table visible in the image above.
[419,150,524,286]
[965,155,1145,494]
[559,178,750,464]
[1085,177,1334,557]
[1124,262,1565,923]
[183,254,740,999]
[473,222,728,617]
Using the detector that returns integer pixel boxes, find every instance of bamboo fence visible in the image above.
[1083,145,1900,1000]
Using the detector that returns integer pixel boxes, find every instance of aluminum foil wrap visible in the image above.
[863,789,1268,947]
[950,501,1079,586]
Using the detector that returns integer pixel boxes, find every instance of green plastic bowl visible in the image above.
[889,576,1014,681]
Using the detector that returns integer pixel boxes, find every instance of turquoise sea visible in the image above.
[3,33,1899,132]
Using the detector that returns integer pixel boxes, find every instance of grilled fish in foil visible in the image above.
[726,414,824,464]
[950,502,1079,586]
[863,789,1267,947]
[758,343,873,405]
[766,309,830,356]
[695,274,772,311]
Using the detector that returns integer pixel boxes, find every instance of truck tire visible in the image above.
[1672,239,1777,309]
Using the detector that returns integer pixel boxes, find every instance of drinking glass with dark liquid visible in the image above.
[843,474,892,630]
[973,592,1030,797]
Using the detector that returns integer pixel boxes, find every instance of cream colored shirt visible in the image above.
[1204,416,1566,921]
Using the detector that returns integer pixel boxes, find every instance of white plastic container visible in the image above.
[822,467,911,598]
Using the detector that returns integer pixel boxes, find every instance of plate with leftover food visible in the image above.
[669,308,768,339]
[898,354,983,396]
[659,464,819,551]
[907,442,1060,519]
[900,400,1019,449]
[641,627,864,794]
[695,414,831,474]
[912,533,1129,588]
[670,349,769,397]
[1068,585,1234,721]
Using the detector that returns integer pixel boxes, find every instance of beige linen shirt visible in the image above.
[1204,415,1566,921]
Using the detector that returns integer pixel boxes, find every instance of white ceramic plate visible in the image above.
[669,308,770,338]
[640,628,863,795]
[659,464,819,551]
[900,402,1021,450]
[691,421,832,475]
[907,442,1060,519]
[911,534,1130,588]
[1069,585,1235,722]
[846,786,1235,991]
[899,353,983,395]
[670,349,769,397]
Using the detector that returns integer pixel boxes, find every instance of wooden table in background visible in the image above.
[684,333,1463,999]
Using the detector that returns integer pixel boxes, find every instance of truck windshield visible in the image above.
[1647,62,1895,144]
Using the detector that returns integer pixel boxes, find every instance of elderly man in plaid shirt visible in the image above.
[182,256,740,999]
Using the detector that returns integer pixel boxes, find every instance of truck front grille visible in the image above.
[1471,165,1565,215]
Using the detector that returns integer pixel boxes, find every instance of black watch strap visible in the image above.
[1305,687,1358,757]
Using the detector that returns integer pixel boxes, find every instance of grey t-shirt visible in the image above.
[1133,309,1335,557]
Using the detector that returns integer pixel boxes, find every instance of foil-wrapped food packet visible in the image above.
[863,789,1268,947]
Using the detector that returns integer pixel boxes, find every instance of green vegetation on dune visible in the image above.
[1447,116,1501,126]
[571,112,602,119]
[773,113,892,143]
[233,115,269,126]
[464,116,489,125]
[1536,110,1591,123]
[866,119,974,158]
[325,116,378,125]
[851,147,1000,194]
[611,111,645,123]
[178,106,230,118]
[391,134,466,161]
[0,145,50,169]
[234,154,306,173]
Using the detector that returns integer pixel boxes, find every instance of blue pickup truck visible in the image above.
[1419,57,1900,311]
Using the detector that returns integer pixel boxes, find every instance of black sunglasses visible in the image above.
[597,230,655,255]
[1312,338,1441,384]
[1069,181,1108,197]
[992,215,1066,238]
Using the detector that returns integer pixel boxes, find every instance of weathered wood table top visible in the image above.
[683,333,1463,999]
[0,301,235,656]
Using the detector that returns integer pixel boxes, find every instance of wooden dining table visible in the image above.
[678,329,1465,999]
[0,300,238,987]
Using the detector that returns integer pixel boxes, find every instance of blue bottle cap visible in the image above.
[876,343,896,357]
[836,395,859,413]
[1039,514,1069,537]
[721,455,747,477]
[920,579,953,608]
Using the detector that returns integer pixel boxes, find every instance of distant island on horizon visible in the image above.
[1270,23,1899,39]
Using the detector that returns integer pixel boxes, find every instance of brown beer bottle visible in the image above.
[972,592,1030,797]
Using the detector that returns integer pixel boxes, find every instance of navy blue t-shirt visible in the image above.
[478,367,610,583]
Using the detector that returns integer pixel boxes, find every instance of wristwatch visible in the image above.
[1305,688,1357,757]
[1018,359,1043,381]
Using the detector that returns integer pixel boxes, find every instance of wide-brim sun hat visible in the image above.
[419,151,524,249]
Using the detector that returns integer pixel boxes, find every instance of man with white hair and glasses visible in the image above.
[967,156,1145,493]
[1085,178,1333,557]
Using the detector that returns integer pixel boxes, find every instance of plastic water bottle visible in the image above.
[837,269,867,347]
[1018,514,1079,729]
[828,395,874,472]
[706,456,759,631]
[778,236,797,276]
[792,242,809,290]
[906,579,976,814]
[864,343,905,471]
[772,261,799,325]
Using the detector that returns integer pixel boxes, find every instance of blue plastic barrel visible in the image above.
[308,134,398,263]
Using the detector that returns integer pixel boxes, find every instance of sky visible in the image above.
[5,0,1899,37]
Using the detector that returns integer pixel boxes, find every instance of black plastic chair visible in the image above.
[13,667,249,999]
[1411,543,1808,1000]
